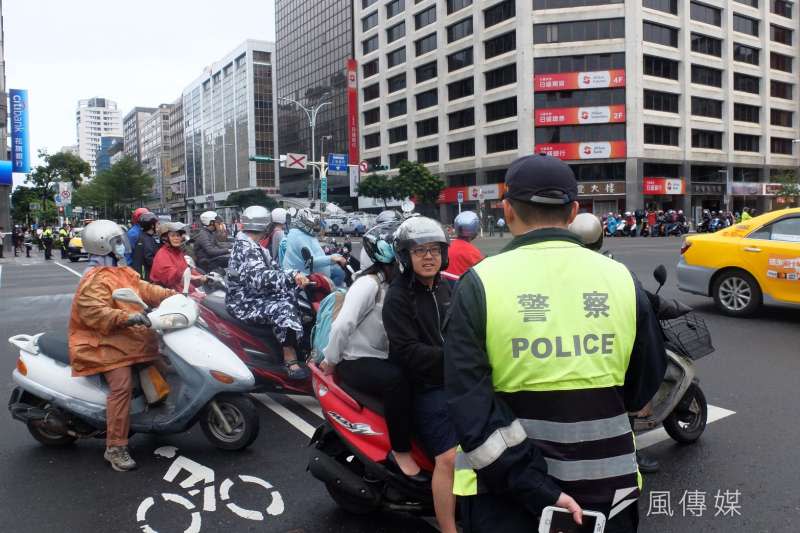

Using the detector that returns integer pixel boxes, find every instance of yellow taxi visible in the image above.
[67,228,88,262]
[678,207,800,316]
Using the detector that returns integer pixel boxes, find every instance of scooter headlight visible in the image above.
[157,313,189,330]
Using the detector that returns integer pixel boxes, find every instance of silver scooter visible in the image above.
[8,269,259,450]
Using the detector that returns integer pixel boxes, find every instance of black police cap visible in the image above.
[504,154,578,205]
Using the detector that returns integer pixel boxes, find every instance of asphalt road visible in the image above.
[0,236,797,533]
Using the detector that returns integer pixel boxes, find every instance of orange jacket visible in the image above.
[68,267,174,377]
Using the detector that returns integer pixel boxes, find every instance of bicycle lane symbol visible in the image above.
[136,446,285,533]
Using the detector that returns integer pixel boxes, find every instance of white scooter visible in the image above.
[8,269,259,450]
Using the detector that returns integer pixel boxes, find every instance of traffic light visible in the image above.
[249,155,275,162]
[372,163,390,172]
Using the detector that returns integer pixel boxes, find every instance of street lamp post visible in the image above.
[278,97,331,203]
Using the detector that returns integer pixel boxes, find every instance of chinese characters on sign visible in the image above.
[647,490,742,518]
[583,292,610,318]
[534,141,627,161]
[534,70,626,92]
[576,181,625,197]
[9,89,31,173]
[517,294,550,322]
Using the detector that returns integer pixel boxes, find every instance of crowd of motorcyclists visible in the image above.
[602,206,758,238]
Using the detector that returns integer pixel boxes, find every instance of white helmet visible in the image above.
[568,213,603,251]
[271,207,287,225]
[82,220,130,258]
[241,205,271,232]
[200,211,219,226]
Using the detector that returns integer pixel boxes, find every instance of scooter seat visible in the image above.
[37,330,71,365]
[203,294,277,342]
[337,380,385,416]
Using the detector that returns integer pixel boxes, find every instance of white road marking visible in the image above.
[254,394,316,438]
[287,394,323,418]
[154,445,179,459]
[53,261,82,278]
[0,265,3,288]
[638,404,736,450]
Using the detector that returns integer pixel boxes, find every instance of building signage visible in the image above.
[534,69,626,92]
[349,165,359,198]
[730,182,761,196]
[10,89,31,173]
[346,58,360,166]
[578,181,626,197]
[327,153,348,175]
[438,183,506,204]
[643,177,686,195]
[535,141,626,161]
[691,183,726,195]
[535,105,626,126]
[285,153,307,170]
[0,160,11,186]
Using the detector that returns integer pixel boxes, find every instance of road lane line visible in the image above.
[638,404,736,450]
[254,394,316,438]
[54,261,83,278]
[287,394,323,419]
[0,265,3,288]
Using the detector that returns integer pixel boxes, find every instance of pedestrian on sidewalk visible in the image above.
[0,226,6,258]
[24,229,32,257]
[497,217,506,237]
[487,214,495,237]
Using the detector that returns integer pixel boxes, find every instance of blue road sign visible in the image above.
[327,153,348,174]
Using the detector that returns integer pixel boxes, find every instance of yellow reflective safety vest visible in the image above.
[453,240,642,508]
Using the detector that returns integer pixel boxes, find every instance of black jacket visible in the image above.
[383,272,451,392]
[444,228,667,515]
[193,227,230,272]
[130,232,157,281]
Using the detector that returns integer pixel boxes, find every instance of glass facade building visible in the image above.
[95,135,123,174]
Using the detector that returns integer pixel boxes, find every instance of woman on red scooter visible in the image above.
[150,222,207,292]
[383,217,458,533]
[318,220,427,484]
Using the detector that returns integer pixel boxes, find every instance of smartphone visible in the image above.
[538,506,606,533]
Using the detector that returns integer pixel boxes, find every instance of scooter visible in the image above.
[8,269,260,450]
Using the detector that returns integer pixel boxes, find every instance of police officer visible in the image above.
[445,154,667,532]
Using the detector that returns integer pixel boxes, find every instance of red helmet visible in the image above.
[132,207,150,225]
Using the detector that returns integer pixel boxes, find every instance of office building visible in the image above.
[76,97,122,177]
[0,0,8,241]
[123,106,158,164]
[167,96,187,217]
[95,135,123,173]
[183,40,279,216]
[354,0,800,219]
[60,145,79,156]
[140,104,172,210]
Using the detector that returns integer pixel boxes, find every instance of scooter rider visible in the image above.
[445,211,485,278]
[194,211,231,273]
[68,220,175,471]
[129,213,159,281]
[282,208,348,287]
[360,210,402,270]
[445,154,667,532]
[265,207,288,262]
[127,207,151,263]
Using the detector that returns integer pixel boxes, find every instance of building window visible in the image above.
[733,103,760,123]
[449,108,475,130]
[362,0,378,8]
[448,78,474,101]
[388,99,407,118]
[447,18,473,43]
[644,124,679,146]
[364,107,380,125]
[486,64,517,90]
[363,35,379,55]
[389,151,408,167]
[643,0,678,14]
[415,34,437,56]
[387,74,407,93]
[485,32,516,59]
[770,109,793,127]
[362,12,379,32]
[364,132,380,149]
[535,88,626,108]
[734,134,760,152]
[643,21,679,47]
[771,80,793,100]
[389,125,408,144]
[534,18,624,44]
[449,138,476,159]
[692,129,722,149]
[733,167,760,181]
[485,1,515,27]
[691,65,722,87]
[643,55,679,80]
[691,34,722,57]
[535,124,626,143]
[735,0,758,7]
[534,0,623,7]
[733,14,759,37]
[363,84,379,101]
[734,73,760,94]
[416,89,438,110]
[535,52,625,73]
[770,52,792,73]
[690,2,721,26]
[415,6,436,29]
[386,0,405,19]
[448,48,474,71]
[416,61,437,83]
[771,0,792,18]
[387,22,406,43]
[733,44,759,65]
[771,137,793,154]
[485,97,518,121]
[447,0,473,15]
[387,47,406,68]
[644,90,679,113]
[486,131,518,153]
[417,117,439,137]
[417,146,439,163]
[770,25,793,46]
[363,59,379,78]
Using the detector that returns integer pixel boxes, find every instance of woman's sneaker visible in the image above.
[104,446,137,471]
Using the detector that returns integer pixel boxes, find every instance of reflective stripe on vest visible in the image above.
[453,241,640,502]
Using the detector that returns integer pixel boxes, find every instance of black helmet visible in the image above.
[139,213,158,232]
[394,216,449,273]
[362,220,401,265]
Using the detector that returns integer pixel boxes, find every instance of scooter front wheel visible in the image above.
[200,394,260,451]
[663,384,707,444]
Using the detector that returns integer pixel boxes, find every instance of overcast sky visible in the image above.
[5,0,276,187]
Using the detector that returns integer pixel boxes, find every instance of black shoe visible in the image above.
[385,452,430,484]
[637,452,660,473]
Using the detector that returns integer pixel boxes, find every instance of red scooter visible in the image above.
[306,362,436,516]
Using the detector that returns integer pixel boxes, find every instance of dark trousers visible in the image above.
[461,493,638,533]
[337,357,413,452]
[43,241,52,260]
[60,241,68,259]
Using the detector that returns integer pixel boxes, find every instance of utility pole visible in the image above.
[277,97,331,203]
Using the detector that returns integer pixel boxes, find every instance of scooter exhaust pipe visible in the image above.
[308,448,379,503]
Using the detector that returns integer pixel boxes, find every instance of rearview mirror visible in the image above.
[287,207,297,217]
[301,247,312,261]
[112,288,146,308]
[401,200,415,214]
[184,255,196,269]
[182,267,192,295]
[654,265,668,287]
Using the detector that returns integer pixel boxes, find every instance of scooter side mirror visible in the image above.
[182,267,192,295]
[301,247,313,272]
[401,200,415,214]
[112,288,147,308]
[184,255,196,269]
[654,265,668,288]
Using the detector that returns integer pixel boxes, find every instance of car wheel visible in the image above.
[712,270,761,317]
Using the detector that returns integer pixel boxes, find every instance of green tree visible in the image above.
[25,149,91,204]
[72,156,154,220]
[225,188,278,211]
[357,173,396,208]
[10,185,39,222]
[772,171,800,206]
[393,160,444,206]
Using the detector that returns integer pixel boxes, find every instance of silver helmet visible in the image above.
[241,205,271,232]
[199,210,220,227]
[82,220,130,258]
[394,216,450,272]
[454,211,480,241]
[568,213,603,251]
[294,208,320,234]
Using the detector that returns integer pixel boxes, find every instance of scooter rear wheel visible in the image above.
[663,384,707,444]
[27,420,77,447]
[200,394,260,451]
